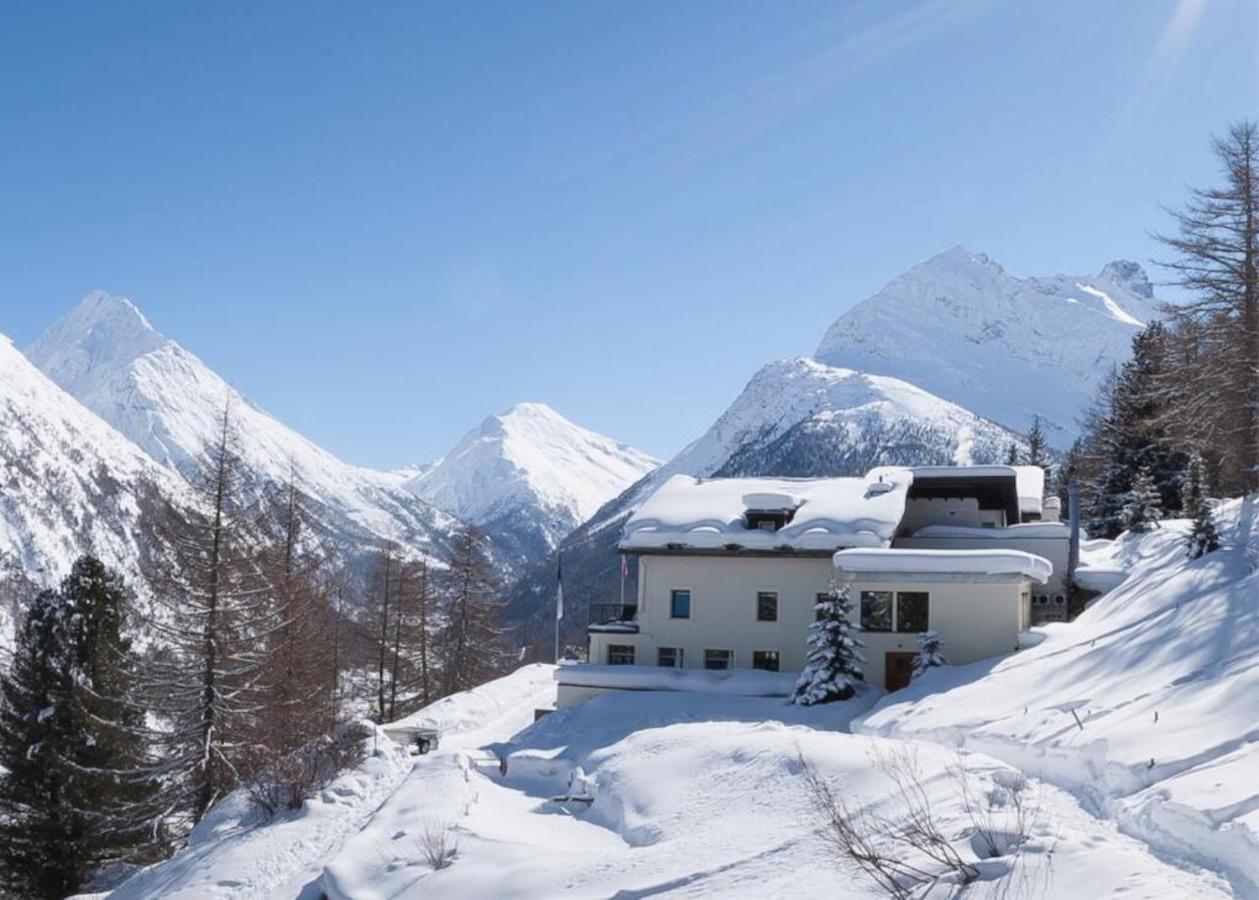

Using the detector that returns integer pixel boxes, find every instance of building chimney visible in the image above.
[1067,482,1081,586]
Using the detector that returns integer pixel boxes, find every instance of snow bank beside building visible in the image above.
[856,497,1259,895]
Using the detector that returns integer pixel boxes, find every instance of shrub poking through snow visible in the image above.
[419,820,459,870]
[1121,467,1163,533]
[910,631,946,680]
[794,582,864,705]
[1183,452,1220,559]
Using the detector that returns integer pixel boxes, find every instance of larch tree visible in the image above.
[438,526,508,697]
[793,582,865,705]
[1156,121,1259,494]
[142,402,274,830]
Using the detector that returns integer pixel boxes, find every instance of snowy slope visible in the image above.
[0,332,189,650]
[27,292,461,566]
[815,247,1162,442]
[857,497,1259,895]
[126,666,1226,900]
[406,403,658,565]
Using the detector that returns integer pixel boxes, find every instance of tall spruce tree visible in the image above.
[1025,416,1049,468]
[793,582,865,705]
[0,589,78,898]
[1183,452,1222,559]
[1156,121,1259,494]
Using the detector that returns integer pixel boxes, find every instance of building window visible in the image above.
[704,649,732,670]
[860,590,893,632]
[657,646,683,668]
[757,591,778,622]
[895,592,930,632]
[670,589,691,619]
[607,644,635,666]
[752,650,780,672]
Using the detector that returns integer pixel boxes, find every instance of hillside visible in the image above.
[858,498,1259,894]
[815,247,1161,442]
[406,403,659,568]
[26,292,463,572]
[0,333,189,650]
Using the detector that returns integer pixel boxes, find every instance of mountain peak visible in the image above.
[1098,259,1153,299]
[26,292,167,390]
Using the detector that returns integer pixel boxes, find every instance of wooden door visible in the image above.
[885,652,917,691]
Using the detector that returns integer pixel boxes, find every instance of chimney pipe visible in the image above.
[1067,482,1081,586]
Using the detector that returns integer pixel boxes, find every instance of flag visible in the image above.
[555,552,564,620]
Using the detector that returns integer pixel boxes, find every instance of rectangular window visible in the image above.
[704,649,732,670]
[752,650,780,672]
[757,591,778,622]
[861,590,893,631]
[607,644,635,665]
[896,592,930,632]
[670,589,692,619]
[657,646,683,668]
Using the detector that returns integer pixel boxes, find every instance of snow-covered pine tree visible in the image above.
[0,589,78,898]
[141,402,276,831]
[437,526,509,697]
[1122,467,1164,533]
[59,556,164,881]
[1183,452,1221,559]
[910,630,946,680]
[793,582,865,705]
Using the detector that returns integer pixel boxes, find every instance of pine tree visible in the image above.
[438,527,508,697]
[793,582,865,705]
[1004,441,1021,465]
[1025,416,1048,468]
[1156,121,1259,494]
[0,589,78,898]
[1122,467,1163,533]
[910,630,946,680]
[1183,452,1221,559]
[59,557,164,881]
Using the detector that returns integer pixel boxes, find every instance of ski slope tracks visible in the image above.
[858,496,1259,896]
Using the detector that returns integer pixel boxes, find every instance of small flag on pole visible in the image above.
[555,552,564,620]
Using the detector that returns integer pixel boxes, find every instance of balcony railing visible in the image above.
[588,602,638,626]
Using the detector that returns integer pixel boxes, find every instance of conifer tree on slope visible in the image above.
[1025,416,1048,468]
[438,526,508,696]
[1122,467,1164,533]
[143,403,274,831]
[0,557,156,896]
[793,582,865,705]
[0,589,78,898]
[1184,452,1222,559]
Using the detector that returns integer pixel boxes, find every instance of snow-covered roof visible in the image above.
[620,471,911,552]
[1014,466,1045,516]
[910,522,1068,540]
[833,548,1052,583]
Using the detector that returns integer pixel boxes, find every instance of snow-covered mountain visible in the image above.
[405,403,659,567]
[505,356,1021,641]
[0,332,191,649]
[26,292,461,569]
[815,247,1161,442]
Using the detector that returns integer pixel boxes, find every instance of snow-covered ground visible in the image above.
[106,501,1257,898]
[859,497,1259,896]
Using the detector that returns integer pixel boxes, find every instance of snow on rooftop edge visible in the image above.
[833,548,1052,584]
[620,471,913,552]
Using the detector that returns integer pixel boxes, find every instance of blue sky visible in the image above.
[1,1,1255,466]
